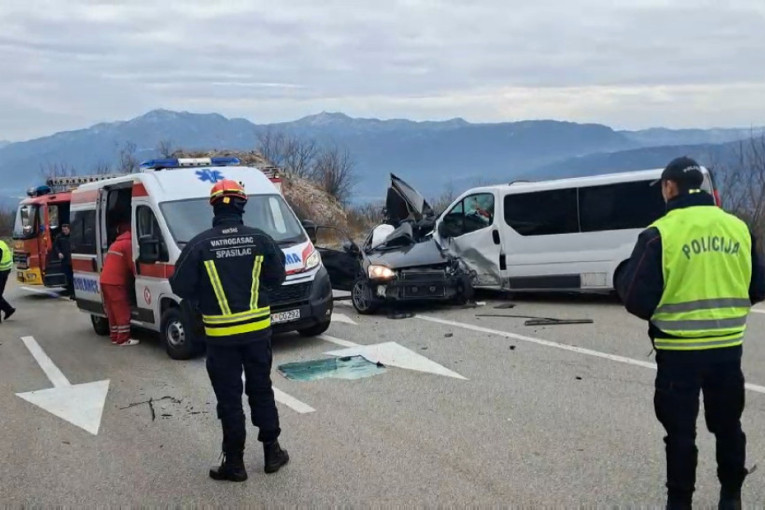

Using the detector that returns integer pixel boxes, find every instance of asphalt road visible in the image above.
[2,280,765,507]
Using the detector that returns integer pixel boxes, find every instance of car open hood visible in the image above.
[385,173,435,225]
[367,238,448,269]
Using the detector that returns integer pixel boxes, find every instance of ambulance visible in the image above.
[69,157,333,359]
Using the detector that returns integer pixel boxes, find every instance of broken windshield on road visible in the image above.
[159,194,306,246]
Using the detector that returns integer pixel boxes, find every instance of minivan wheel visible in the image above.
[161,307,201,360]
[91,315,110,336]
[352,278,380,315]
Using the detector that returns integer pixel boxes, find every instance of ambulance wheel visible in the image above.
[91,315,110,336]
[298,320,331,337]
[161,307,200,360]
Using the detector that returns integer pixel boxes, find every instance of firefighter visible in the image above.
[53,223,74,299]
[0,238,16,322]
[169,179,289,482]
[616,156,765,509]
[100,221,139,346]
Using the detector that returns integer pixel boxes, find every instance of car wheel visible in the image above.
[298,320,331,337]
[352,278,379,315]
[91,315,110,336]
[161,306,203,360]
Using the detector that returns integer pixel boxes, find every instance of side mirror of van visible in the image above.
[437,221,450,239]
[301,219,317,244]
[138,235,160,264]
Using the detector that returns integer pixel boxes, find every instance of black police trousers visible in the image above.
[205,336,281,455]
[654,357,747,503]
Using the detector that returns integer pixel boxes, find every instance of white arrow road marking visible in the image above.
[21,286,64,298]
[331,313,357,326]
[16,336,110,435]
[325,341,467,380]
[319,334,360,348]
[416,315,765,395]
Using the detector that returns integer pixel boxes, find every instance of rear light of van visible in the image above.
[713,189,722,207]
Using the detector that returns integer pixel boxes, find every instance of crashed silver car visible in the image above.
[312,174,474,314]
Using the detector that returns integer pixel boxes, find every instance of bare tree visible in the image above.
[118,141,139,174]
[255,130,288,168]
[92,161,113,175]
[311,144,357,205]
[0,206,15,237]
[40,162,77,179]
[715,132,765,249]
[282,136,318,178]
[157,139,175,158]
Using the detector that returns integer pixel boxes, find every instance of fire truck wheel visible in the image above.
[90,315,110,336]
[161,307,201,360]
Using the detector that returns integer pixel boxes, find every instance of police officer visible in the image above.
[616,156,765,509]
[169,179,289,482]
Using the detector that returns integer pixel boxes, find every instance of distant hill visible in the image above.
[0,109,760,207]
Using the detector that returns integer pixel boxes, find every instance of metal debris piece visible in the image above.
[444,333,454,338]
[387,310,414,320]
[476,313,593,326]
[494,303,516,309]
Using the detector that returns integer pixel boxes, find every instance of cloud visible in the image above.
[1,0,764,140]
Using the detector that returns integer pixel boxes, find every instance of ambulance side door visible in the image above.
[132,202,170,328]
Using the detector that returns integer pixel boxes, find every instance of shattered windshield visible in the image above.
[159,194,306,247]
[13,204,38,239]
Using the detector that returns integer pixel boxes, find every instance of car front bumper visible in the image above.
[271,266,334,333]
[369,268,467,302]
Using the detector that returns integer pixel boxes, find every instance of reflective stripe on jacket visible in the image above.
[0,240,12,271]
[649,195,752,350]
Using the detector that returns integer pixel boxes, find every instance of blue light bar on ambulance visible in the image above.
[139,157,241,170]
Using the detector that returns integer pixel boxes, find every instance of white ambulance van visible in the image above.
[433,166,721,293]
[69,157,333,359]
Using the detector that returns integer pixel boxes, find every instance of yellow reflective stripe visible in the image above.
[654,338,743,350]
[204,260,231,315]
[202,308,271,325]
[250,255,264,310]
[204,317,271,337]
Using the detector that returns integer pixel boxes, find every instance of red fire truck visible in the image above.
[12,175,119,287]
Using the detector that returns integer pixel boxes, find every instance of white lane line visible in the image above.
[21,336,71,387]
[318,334,360,348]
[241,373,315,414]
[21,286,64,298]
[751,308,765,314]
[331,313,357,325]
[416,315,765,395]
[273,387,316,414]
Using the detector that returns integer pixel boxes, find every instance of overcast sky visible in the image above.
[1,0,764,141]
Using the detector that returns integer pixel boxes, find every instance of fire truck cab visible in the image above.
[12,176,115,287]
[69,157,333,360]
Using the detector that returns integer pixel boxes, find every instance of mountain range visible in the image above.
[0,109,761,207]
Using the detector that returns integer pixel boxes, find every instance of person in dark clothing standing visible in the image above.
[0,239,16,322]
[53,223,74,299]
[169,179,289,482]
[616,156,765,510]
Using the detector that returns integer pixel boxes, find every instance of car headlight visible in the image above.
[305,250,321,270]
[368,265,395,280]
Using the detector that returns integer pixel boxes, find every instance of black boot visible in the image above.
[209,452,247,482]
[718,488,742,510]
[263,441,289,473]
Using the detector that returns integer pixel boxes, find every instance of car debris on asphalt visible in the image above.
[475,313,594,326]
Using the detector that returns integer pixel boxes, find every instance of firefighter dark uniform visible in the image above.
[169,179,289,482]
[617,157,765,509]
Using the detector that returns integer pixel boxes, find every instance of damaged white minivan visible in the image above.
[433,166,721,294]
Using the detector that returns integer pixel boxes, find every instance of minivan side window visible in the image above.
[504,188,578,236]
[578,180,665,232]
[70,209,97,254]
[136,205,169,262]
[442,193,495,237]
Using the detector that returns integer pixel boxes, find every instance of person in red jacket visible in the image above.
[100,221,138,346]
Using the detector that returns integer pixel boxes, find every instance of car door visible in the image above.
[436,191,503,287]
[313,226,361,291]
[132,203,170,326]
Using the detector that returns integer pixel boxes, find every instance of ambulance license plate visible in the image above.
[272,309,301,324]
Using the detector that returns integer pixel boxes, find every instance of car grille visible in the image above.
[400,269,447,282]
[270,282,311,305]
[402,283,447,298]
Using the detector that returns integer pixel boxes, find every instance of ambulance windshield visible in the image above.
[159,194,306,247]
